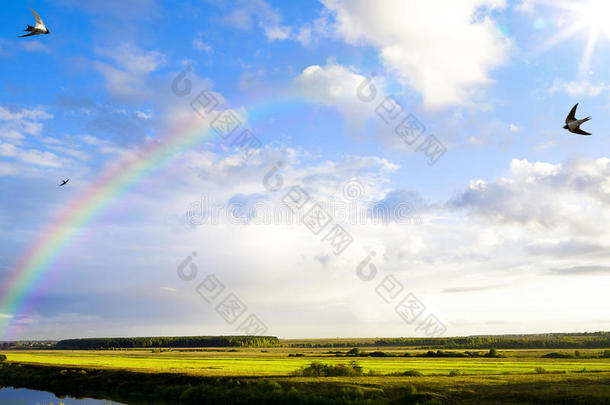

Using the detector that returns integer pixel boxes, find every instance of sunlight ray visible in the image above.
[579,29,599,78]
[538,22,584,52]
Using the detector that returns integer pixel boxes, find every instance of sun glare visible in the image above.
[543,0,610,76]
[580,0,610,34]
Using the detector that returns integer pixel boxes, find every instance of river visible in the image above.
[0,387,125,404]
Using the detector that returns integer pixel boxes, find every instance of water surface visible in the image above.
[0,387,125,404]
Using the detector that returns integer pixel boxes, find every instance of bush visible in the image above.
[448,370,462,377]
[542,352,573,359]
[346,348,361,356]
[484,348,503,358]
[293,361,364,377]
[402,369,423,377]
[602,350,610,358]
[368,351,390,357]
[0,354,6,362]
[535,367,548,374]
[420,350,467,358]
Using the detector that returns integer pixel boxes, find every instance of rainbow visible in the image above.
[0,93,307,339]
[0,113,210,338]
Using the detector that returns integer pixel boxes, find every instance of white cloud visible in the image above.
[109,152,610,336]
[295,9,332,46]
[95,43,166,100]
[5,143,610,337]
[47,145,91,161]
[0,142,62,167]
[19,40,50,53]
[0,106,53,121]
[319,0,510,108]
[136,110,152,120]
[265,25,291,40]
[451,157,610,232]
[509,124,519,132]
[98,43,165,73]
[294,63,366,102]
[221,0,292,41]
[515,0,537,13]
[292,62,386,129]
[469,136,483,145]
[192,34,213,52]
[550,79,610,96]
[0,106,53,142]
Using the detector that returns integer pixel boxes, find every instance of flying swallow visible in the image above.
[19,7,50,37]
[59,179,69,186]
[563,103,591,136]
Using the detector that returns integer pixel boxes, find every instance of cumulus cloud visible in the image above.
[293,62,386,130]
[450,157,610,229]
[319,0,510,108]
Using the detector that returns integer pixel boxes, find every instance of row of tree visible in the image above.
[289,332,610,349]
[55,335,280,349]
[372,333,610,349]
[0,341,55,349]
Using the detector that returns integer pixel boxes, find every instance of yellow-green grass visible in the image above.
[4,350,610,377]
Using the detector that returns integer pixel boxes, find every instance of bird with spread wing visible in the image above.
[19,7,50,37]
[563,103,592,136]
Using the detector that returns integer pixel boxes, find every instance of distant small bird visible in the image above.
[19,7,50,37]
[59,179,69,186]
[563,103,591,135]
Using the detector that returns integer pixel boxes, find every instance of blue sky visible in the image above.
[1,0,610,340]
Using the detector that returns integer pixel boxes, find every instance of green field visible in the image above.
[2,346,610,404]
[4,348,610,377]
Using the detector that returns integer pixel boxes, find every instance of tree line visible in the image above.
[289,332,610,349]
[54,335,280,349]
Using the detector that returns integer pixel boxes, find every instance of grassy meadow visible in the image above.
[1,340,610,403]
[3,347,610,377]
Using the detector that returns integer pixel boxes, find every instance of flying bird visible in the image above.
[563,103,592,135]
[59,179,69,186]
[19,7,50,37]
